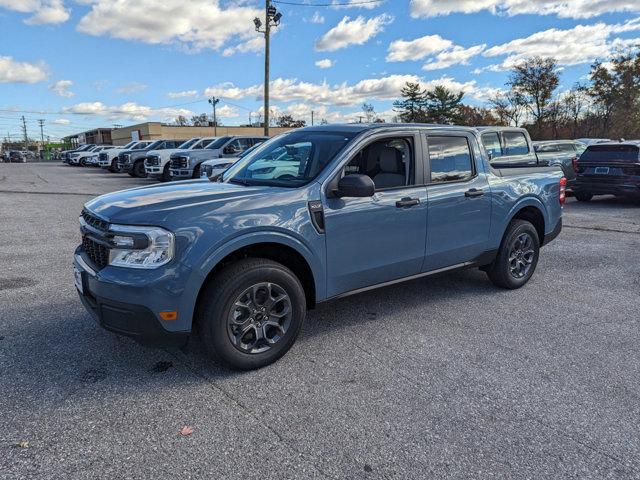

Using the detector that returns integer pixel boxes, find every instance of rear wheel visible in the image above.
[133,160,147,178]
[197,258,306,370]
[108,158,119,173]
[486,219,540,289]
[575,192,593,202]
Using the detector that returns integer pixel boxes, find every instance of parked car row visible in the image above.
[2,150,36,163]
[63,135,269,183]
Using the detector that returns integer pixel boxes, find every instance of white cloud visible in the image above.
[330,0,383,8]
[0,56,48,83]
[0,0,69,25]
[49,79,74,97]
[315,14,393,52]
[167,90,199,98]
[115,82,148,94]
[387,34,453,62]
[410,0,640,19]
[423,44,486,70]
[77,0,262,53]
[483,19,640,70]
[309,11,325,24]
[216,105,239,118]
[52,118,71,125]
[204,74,487,107]
[223,36,264,57]
[315,59,334,69]
[61,102,193,122]
[387,34,485,70]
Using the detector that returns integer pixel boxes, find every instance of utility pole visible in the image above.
[21,116,28,150]
[254,1,282,137]
[311,110,314,126]
[38,119,45,148]
[208,96,220,136]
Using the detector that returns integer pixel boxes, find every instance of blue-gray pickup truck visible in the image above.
[74,124,565,370]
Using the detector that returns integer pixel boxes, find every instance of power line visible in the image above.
[272,0,382,6]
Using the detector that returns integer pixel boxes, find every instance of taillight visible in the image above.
[559,177,567,205]
[572,156,578,172]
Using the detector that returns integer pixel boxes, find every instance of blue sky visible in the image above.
[1,0,640,141]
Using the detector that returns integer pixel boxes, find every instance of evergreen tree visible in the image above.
[393,82,427,122]
[424,86,464,124]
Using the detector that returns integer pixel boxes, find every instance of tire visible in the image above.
[80,158,87,167]
[575,192,593,202]
[160,163,172,182]
[197,258,306,370]
[192,163,201,179]
[486,219,540,289]
[133,160,147,178]
[108,159,119,173]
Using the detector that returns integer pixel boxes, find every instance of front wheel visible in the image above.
[192,163,201,179]
[108,159,120,173]
[574,192,593,202]
[197,258,306,370]
[133,160,147,178]
[160,163,172,182]
[486,219,540,289]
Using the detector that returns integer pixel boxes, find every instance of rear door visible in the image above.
[422,131,492,271]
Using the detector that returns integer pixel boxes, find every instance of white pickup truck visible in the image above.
[145,137,217,181]
[99,141,148,172]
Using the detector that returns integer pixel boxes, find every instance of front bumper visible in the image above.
[74,250,190,347]
[118,161,133,172]
[170,168,194,178]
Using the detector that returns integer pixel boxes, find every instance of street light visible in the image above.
[254,0,283,136]
[208,97,220,136]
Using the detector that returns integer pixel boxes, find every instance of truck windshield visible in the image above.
[178,138,199,149]
[206,137,232,149]
[223,131,356,188]
[145,141,163,150]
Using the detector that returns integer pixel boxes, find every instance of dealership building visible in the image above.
[66,123,293,146]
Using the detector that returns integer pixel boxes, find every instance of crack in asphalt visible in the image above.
[164,348,337,480]
[564,224,640,235]
[0,189,100,196]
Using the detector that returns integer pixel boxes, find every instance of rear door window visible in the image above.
[428,136,474,183]
[503,132,529,155]
[481,132,503,158]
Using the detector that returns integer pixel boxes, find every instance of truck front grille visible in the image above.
[98,152,108,162]
[81,209,109,231]
[146,155,160,166]
[82,236,109,269]
[171,157,188,169]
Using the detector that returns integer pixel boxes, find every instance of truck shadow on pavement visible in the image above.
[3,267,506,403]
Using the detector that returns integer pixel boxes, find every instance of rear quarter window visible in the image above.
[503,132,529,155]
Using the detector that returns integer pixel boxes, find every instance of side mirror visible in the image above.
[336,174,375,198]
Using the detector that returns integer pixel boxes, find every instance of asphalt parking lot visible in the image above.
[1,162,640,479]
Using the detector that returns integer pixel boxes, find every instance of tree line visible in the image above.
[392,49,640,140]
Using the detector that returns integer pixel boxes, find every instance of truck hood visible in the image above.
[170,149,220,160]
[85,180,277,225]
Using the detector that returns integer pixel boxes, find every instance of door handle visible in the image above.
[465,188,484,198]
[396,197,420,208]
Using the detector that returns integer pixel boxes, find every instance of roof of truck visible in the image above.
[300,123,477,134]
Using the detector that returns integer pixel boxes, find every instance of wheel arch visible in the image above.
[192,234,323,326]
[506,199,547,245]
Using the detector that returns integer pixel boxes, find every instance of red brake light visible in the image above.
[559,177,567,205]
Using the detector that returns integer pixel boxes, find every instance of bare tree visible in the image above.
[488,92,524,126]
[508,56,560,135]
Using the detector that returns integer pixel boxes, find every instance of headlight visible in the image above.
[108,225,174,269]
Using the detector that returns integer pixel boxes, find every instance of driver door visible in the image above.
[323,133,428,298]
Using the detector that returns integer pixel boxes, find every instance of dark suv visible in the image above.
[573,142,640,201]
